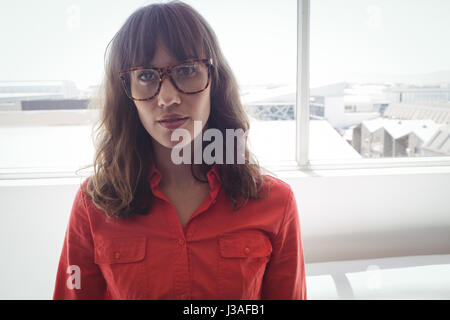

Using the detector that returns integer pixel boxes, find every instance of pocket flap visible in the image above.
[94,236,146,264]
[219,231,272,258]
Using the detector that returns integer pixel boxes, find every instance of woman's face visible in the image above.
[133,45,211,150]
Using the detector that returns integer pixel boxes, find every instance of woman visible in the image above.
[53,0,306,300]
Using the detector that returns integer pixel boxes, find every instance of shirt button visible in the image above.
[114,252,121,259]
[244,247,250,255]
[178,239,185,246]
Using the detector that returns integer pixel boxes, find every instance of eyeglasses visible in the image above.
[119,58,213,101]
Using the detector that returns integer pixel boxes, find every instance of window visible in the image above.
[308,0,450,164]
[186,0,298,165]
[0,1,143,176]
[0,0,297,177]
[1,0,449,179]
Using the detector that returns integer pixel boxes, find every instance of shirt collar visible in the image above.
[148,163,162,190]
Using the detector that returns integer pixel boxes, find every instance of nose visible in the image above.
[157,76,181,108]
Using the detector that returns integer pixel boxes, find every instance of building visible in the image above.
[241,82,389,126]
[241,84,296,120]
[0,80,79,111]
[421,125,450,156]
[353,118,444,158]
[310,82,389,129]
[21,99,89,111]
[385,85,450,104]
[384,102,450,125]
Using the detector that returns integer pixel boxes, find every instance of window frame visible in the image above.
[1,1,450,181]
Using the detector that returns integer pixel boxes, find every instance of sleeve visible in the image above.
[261,187,307,300]
[52,185,108,300]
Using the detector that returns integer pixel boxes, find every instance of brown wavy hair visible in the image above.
[80,0,269,219]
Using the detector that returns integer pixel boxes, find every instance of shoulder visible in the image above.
[258,174,294,208]
[72,176,95,212]
[262,174,293,195]
[70,176,111,223]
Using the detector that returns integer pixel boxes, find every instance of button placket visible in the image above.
[173,240,190,302]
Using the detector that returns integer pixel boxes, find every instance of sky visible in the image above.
[0,0,449,90]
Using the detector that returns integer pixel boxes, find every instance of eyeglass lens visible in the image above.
[127,61,209,99]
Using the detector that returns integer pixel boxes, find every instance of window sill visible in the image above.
[263,157,450,178]
[1,157,450,183]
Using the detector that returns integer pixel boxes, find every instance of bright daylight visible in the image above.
[0,0,449,302]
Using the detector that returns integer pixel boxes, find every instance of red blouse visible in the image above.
[53,165,307,300]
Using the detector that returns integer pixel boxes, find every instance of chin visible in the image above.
[164,139,191,150]
[152,132,194,150]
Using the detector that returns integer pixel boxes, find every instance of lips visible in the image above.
[157,115,190,130]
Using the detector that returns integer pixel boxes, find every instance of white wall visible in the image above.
[283,169,450,263]
[0,168,449,299]
[0,180,80,300]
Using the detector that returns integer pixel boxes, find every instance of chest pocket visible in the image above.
[218,231,272,299]
[94,236,148,298]
[94,236,146,264]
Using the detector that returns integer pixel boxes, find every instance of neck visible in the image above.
[152,140,205,187]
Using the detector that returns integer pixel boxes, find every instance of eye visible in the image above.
[175,64,197,77]
[137,70,158,82]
